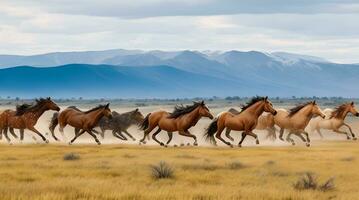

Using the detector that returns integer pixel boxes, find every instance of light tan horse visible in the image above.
[140,101,213,147]
[309,102,359,140]
[274,101,325,146]
[205,96,277,147]
[225,108,276,141]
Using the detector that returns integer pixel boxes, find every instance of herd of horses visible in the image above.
[0,96,358,147]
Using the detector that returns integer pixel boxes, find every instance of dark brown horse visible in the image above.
[205,96,277,147]
[0,97,60,144]
[49,104,112,145]
[95,109,144,141]
[140,101,213,146]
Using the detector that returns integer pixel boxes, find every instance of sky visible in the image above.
[1,0,359,63]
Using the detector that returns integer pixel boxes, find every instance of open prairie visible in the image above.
[0,140,359,200]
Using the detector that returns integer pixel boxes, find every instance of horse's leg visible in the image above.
[152,128,164,146]
[343,123,357,140]
[123,129,136,141]
[100,126,105,139]
[316,128,324,139]
[9,128,18,139]
[87,130,101,145]
[3,127,12,145]
[69,129,85,145]
[178,130,198,146]
[238,132,247,147]
[286,131,295,145]
[166,132,173,145]
[225,128,234,142]
[113,130,127,140]
[303,131,311,143]
[0,128,2,140]
[333,129,350,140]
[28,127,48,143]
[265,127,276,141]
[59,124,68,142]
[140,124,156,144]
[246,131,259,145]
[214,125,232,147]
[279,128,285,141]
[295,133,309,147]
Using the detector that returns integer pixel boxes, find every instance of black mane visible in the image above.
[168,102,202,119]
[15,98,49,116]
[240,96,266,113]
[288,101,313,117]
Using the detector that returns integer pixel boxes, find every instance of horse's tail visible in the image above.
[48,112,59,135]
[140,113,151,130]
[204,117,219,144]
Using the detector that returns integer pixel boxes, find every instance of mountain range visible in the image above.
[0,49,357,98]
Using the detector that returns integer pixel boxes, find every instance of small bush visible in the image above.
[151,161,174,179]
[293,172,318,190]
[293,172,335,192]
[340,156,355,162]
[227,161,245,170]
[63,153,80,161]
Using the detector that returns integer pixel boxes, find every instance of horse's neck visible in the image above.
[295,106,313,123]
[88,109,105,126]
[25,105,48,120]
[186,107,201,126]
[243,102,264,118]
[338,109,349,120]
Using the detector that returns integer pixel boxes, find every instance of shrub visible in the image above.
[293,172,335,192]
[63,153,80,161]
[227,161,245,170]
[151,161,174,179]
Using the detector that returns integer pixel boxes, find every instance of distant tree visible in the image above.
[15,97,20,101]
[292,96,296,99]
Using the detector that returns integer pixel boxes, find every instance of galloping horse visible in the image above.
[95,109,144,141]
[205,96,277,147]
[140,101,213,146]
[274,101,325,146]
[309,102,359,140]
[224,108,277,142]
[49,104,112,145]
[0,97,60,144]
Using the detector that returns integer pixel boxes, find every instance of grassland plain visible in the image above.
[0,140,358,200]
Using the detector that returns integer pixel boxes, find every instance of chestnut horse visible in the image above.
[274,101,325,146]
[49,104,112,145]
[309,102,359,140]
[225,108,277,142]
[205,96,277,147]
[0,98,60,144]
[140,101,213,146]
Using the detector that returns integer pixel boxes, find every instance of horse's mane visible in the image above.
[330,103,348,119]
[288,101,313,117]
[168,102,202,119]
[240,96,266,113]
[15,98,49,116]
[228,108,240,115]
[69,105,107,113]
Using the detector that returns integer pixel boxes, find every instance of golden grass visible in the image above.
[0,141,358,200]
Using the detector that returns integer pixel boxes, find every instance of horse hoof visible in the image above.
[187,143,190,146]
[194,143,198,146]
[45,139,49,143]
[132,138,136,141]
[160,142,164,146]
[238,144,242,148]
[291,143,295,146]
[306,143,310,147]
[353,137,357,141]
[174,145,178,147]
[180,143,185,146]
[164,145,168,148]
[68,142,72,145]
[97,142,101,145]
[229,144,234,148]
[229,138,234,142]
[256,140,259,145]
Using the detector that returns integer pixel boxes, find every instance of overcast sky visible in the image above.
[1,0,359,63]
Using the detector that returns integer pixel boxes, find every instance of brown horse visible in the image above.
[0,97,60,144]
[309,102,359,140]
[140,101,213,146]
[274,101,325,146]
[205,96,277,147]
[225,108,277,141]
[49,104,112,145]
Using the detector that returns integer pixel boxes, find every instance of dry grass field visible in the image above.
[0,140,358,200]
